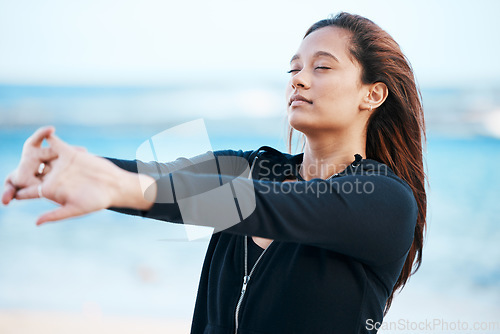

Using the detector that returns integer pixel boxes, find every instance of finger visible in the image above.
[2,180,17,205]
[36,147,59,163]
[37,205,82,225]
[25,126,55,148]
[38,162,52,176]
[31,148,58,178]
[15,183,42,200]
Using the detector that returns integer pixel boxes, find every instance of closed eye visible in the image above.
[315,66,331,70]
[287,69,300,74]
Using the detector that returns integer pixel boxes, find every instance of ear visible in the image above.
[359,82,388,112]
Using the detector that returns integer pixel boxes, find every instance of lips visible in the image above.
[289,94,312,106]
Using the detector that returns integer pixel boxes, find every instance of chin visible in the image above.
[287,112,317,134]
[288,112,344,136]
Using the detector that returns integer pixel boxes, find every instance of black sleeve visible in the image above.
[105,149,255,175]
[145,171,418,266]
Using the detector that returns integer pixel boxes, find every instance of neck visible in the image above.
[300,131,366,180]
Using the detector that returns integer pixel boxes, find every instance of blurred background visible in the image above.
[1,0,499,333]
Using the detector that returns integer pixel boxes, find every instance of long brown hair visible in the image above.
[288,12,427,314]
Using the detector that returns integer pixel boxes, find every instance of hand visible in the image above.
[3,127,157,225]
[2,126,58,205]
[19,133,138,225]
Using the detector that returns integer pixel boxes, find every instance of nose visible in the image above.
[290,70,310,90]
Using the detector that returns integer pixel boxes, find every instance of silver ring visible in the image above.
[38,184,44,198]
[37,162,46,176]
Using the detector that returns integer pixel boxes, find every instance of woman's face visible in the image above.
[286,26,369,136]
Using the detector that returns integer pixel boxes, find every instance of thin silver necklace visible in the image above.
[298,154,363,180]
[298,164,339,181]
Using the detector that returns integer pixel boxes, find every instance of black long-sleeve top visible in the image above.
[107,146,418,334]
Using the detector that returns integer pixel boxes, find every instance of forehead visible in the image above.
[294,26,353,63]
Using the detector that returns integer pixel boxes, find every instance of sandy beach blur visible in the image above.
[0,310,190,334]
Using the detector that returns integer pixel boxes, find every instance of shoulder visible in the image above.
[356,158,413,191]
[354,158,418,224]
[213,146,301,181]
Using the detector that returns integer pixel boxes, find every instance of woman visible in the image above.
[3,12,426,334]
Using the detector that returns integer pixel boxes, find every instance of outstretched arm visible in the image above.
[3,128,417,265]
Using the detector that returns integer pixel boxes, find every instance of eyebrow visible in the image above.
[290,51,340,64]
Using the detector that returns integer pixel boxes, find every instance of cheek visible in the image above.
[317,79,359,108]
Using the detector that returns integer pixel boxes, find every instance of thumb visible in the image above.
[2,174,17,205]
[36,205,83,226]
[1,183,16,205]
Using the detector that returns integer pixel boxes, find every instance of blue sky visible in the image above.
[0,0,499,87]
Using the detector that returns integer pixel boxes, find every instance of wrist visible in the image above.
[111,169,157,211]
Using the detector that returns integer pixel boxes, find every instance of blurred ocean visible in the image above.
[0,84,499,329]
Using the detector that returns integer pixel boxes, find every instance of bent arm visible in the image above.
[143,171,418,265]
